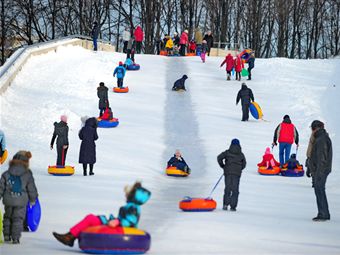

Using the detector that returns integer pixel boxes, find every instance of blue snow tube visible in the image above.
[97,118,119,128]
[127,64,140,71]
[249,102,263,120]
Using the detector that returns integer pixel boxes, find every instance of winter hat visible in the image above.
[119,61,123,66]
[99,82,104,86]
[283,115,290,120]
[202,40,207,43]
[290,153,296,159]
[10,150,32,168]
[182,74,188,79]
[174,32,178,36]
[265,147,271,154]
[184,29,188,33]
[60,115,68,123]
[311,120,324,131]
[231,138,240,145]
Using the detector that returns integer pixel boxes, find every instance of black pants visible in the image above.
[241,103,250,121]
[136,42,142,53]
[314,173,330,219]
[248,67,253,80]
[123,41,128,53]
[180,44,186,56]
[224,174,240,209]
[117,78,123,88]
[83,163,94,175]
[56,145,68,166]
[236,72,241,81]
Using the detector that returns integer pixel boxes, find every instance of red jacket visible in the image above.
[257,154,280,167]
[278,122,295,144]
[189,41,196,51]
[134,26,144,42]
[234,56,244,72]
[179,32,188,45]
[220,54,234,71]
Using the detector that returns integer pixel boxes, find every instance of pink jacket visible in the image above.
[179,32,188,45]
[134,26,144,42]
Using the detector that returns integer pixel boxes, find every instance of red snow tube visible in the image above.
[179,197,217,212]
[113,87,129,93]
[258,166,281,175]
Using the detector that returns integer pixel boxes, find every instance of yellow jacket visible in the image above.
[165,38,174,49]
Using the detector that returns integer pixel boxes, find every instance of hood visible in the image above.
[85,117,97,128]
[136,26,142,32]
[314,128,327,138]
[228,144,242,154]
[8,164,27,176]
[182,75,188,80]
[241,84,247,90]
[265,147,271,155]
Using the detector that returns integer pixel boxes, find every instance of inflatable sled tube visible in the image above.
[250,102,263,120]
[186,53,196,56]
[79,226,151,254]
[26,198,41,232]
[97,118,119,128]
[113,87,129,93]
[258,166,281,175]
[239,49,253,62]
[281,165,304,177]
[48,165,75,176]
[0,149,8,164]
[127,64,140,71]
[160,50,168,56]
[166,166,189,177]
[179,197,217,212]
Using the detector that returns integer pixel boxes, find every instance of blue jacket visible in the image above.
[124,58,134,66]
[99,185,151,228]
[0,130,5,151]
[114,66,126,79]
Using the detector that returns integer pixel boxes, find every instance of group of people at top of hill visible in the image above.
[220,52,255,81]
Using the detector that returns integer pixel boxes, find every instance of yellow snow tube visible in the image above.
[0,150,8,165]
[48,165,75,176]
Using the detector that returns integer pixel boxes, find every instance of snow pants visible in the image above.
[241,103,250,121]
[70,214,102,238]
[3,205,26,240]
[223,174,240,209]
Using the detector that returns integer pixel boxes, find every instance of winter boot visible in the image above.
[230,208,237,212]
[53,232,76,247]
[223,205,228,211]
[4,235,11,242]
[83,169,87,176]
[12,239,20,244]
[227,75,230,81]
[89,171,94,176]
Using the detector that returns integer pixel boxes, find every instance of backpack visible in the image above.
[7,175,22,197]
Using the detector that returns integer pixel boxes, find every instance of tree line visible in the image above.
[1,0,339,65]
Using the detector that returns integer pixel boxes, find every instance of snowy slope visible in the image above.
[0,46,339,255]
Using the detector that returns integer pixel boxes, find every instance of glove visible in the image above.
[306,169,311,178]
[272,142,277,146]
[108,219,120,228]
[50,145,53,150]
[30,201,36,207]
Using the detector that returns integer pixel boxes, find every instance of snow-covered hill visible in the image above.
[0,46,339,254]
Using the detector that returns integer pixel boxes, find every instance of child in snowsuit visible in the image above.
[189,40,196,53]
[167,150,191,174]
[217,139,246,211]
[220,53,234,80]
[52,182,151,247]
[0,151,38,244]
[172,75,188,91]
[257,147,280,169]
[97,82,109,117]
[101,107,113,121]
[50,115,69,166]
[283,153,301,170]
[200,40,208,63]
[234,55,244,81]
[113,62,126,88]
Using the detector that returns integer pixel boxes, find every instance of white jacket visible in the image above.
[123,30,131,42]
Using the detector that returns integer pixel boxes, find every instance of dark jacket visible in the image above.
[172,75,188,91]
[79,118,98,164]
[217,144,246,176]
[309,129,332,175]
[236,84,254,105]
[0,161,38,207]
[167,155,188,168]
[97,85,109,109]
[248,56,255,69]
[51,121,69,147]
[173,35,180,46]
[92,23,99,39]
[203,34,214,49]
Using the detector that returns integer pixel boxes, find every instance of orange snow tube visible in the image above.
[160,50,168,56]
[0,150,8,164]
[186,53,196,56]
[258,166,281,175]
[179,197,217,212]
[113,87,129,93]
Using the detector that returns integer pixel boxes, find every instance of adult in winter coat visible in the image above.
[113,62,126,88]
[0,151,38,244]
[173,32,180,47]
[91,22,100,51]
[306,128,317,187]
[179,30,189,56]
[0,129,6,157]
[97,82,109,117]
[217,139,246,211]
[50,115,69,166]
[236,83,254,121]
[167,150,191,173]
[234,55,244,81]
[194,27,203,49]
[247,53,255,80]
[53,182,151,247]
[307,120,332,222]
[134,26,144,54]
[122,27,131,53]
[220,53,234,80]
[203,31,214,56]
[172,75,188,91]
[126,37,136,62]
[79,117,98,176]
[272,115,299,165]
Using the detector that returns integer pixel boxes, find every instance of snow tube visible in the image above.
[79,226,151,254]
[97,117,119,128]
[241,68,249,77]
[26,198,41,232]
[127,64,140,71]
[166,166,189,177]
[48,165,75,176]
[186,53,196,56]
[113,87,129,93]
[0,149,8,164]
[249,101,263,120]
[258,166,281,175]
[179,197,217,212]
[281,165,304,177]
[160,50,167,56]
[239,49,253,63]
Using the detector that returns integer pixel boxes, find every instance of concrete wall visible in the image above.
[0,38,115,95]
